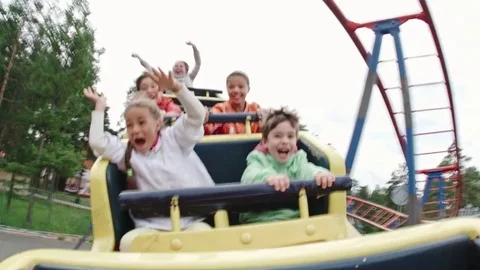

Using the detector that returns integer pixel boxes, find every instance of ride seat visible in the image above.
[98,133,340,251]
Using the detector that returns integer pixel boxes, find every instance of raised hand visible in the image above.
[83,87,106,111]
[145,68,183,93]
[132,53,153,71]
[186,41,194,46]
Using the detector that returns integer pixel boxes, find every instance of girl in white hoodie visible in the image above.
[84,68,213,252]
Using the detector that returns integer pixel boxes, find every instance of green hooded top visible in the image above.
[239,149,329,224]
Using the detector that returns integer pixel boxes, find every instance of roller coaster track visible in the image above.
[347,196,408,231]
[325,0,462,226]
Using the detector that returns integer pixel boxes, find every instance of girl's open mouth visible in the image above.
[134,138,146,146]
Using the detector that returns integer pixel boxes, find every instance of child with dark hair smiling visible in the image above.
[239,107,335,224]
[134,73,182,116]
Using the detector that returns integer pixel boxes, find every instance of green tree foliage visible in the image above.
[350,141,480,232]
[426,142,480,211]
[0,0,114,224]
[0,0,109,190]
[384,162,408,210]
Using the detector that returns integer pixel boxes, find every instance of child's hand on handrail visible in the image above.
[266,174,290,192]
[314,172,335,189]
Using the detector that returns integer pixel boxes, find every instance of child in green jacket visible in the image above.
[239,107,335,224]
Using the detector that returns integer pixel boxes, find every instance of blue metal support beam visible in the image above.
[345,28,383,174]
[345,19,421,225]
[422,171,445,219]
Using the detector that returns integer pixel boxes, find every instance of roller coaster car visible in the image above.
[165,87,226,108]
[2,114,480,270]
[97,113,357,253]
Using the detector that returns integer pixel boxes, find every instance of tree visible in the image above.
[115,85,137,132]
[0,0,108,226]
[436,142,480,208]
[0,1,21,107]
[370,186,389,206]
[414,141,480,219]
[0,0,106,173]
[348,178,361,196]
[348,182,387,234]
[384,162,408,210]
[460,167,480,207]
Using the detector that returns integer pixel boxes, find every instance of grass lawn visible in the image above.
[50,192,90,207]
[0,192,91,235]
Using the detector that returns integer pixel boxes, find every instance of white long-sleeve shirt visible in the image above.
[89,85,214,230]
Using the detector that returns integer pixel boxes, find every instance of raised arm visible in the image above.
[186,41,201,80]
[146,68,205,151]
[84,87,127,167]
[132,53,153,72]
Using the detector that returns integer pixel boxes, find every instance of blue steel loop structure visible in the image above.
[325,0,462,226]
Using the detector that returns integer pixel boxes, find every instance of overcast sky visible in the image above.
[88,0,479,189]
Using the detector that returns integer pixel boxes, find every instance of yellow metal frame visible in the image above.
[200,132,347,214]
[130,214,356,253]
[89,158,116,252]
[1,218,480,269]
[87,131,348,253]
[132,164,355,252]
[164,93,225,103]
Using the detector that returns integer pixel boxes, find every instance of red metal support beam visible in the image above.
[353,13,426,30]
[418,0,462,216]
[417,165,458,174]
[326,0,463,225]
[323,0,408,158]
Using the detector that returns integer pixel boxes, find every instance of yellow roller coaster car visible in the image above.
[1,107,480,270]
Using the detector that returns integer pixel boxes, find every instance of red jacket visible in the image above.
[157,97,182,114]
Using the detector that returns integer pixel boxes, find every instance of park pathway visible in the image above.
[0,230,91,261]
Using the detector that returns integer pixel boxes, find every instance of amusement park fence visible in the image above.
[458,206,480,217]
[0,180,91,236]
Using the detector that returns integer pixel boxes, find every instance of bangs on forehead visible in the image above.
[135,74,150,90]
[272,122,297,131]
[261,107,300,138]
[124,97,164,121]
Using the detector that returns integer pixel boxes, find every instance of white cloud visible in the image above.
[88,0,480,188]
